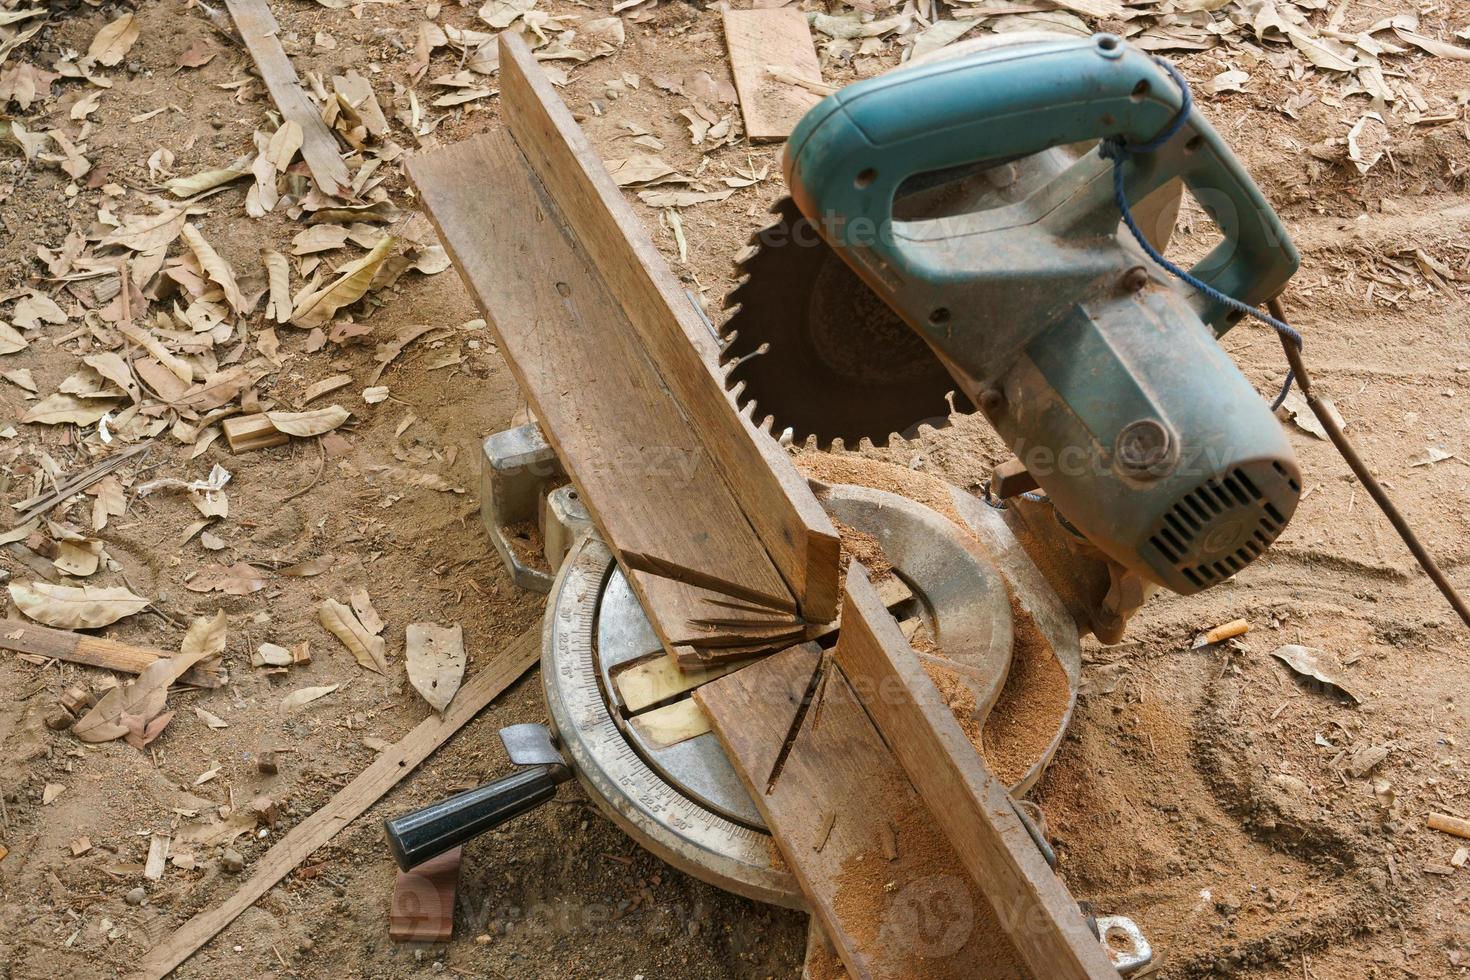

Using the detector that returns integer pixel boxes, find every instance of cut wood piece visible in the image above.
[389,846,462,942]
[671,572,913,669]
[723,8,825,141]
[407,130,793,656]
[628,698,710,748]
[0,618,225,688]
[496,34,840,622]
[224,0,350,196]
[613,653,744,713]
[835,563,1121,980]
[696,643,1031,979]
[132,627,539,980]
[222,414,289,453]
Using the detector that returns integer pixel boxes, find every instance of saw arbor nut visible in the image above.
[1115,419,1175,478]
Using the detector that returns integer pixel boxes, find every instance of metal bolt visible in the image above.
[979,386,1005,414]
[1116,419,1173,476]
[1120,266,1151,293]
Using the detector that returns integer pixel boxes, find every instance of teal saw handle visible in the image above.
[784,33,1298,330]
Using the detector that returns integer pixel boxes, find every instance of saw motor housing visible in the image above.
[782,34,1302,595]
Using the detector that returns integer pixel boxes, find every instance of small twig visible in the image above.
[282,439,327,501]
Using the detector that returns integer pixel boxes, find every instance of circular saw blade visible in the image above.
[721,197,974,449]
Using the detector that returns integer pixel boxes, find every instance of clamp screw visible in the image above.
[979,386,1005,414]
[1116,419,1174,477]
[1120,266,1151,293]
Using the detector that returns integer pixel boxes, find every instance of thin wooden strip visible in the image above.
[223,0,350,196]
[130,627,540,980]
[835,564,1120,980]
[497,34,840,622]
[0,618,225,688]
[723,8,825,142]
[613,654,744,713]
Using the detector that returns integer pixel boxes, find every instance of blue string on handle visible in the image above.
[1099,58,1301,410]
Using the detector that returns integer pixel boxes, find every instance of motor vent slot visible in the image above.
[1144,461,1300,594]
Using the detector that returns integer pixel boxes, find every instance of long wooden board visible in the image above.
[225,0,350,196]
[836,564,1121,980]
[496,34,840,623]
[696,643,1030,979]
[723,8,825,142]
[130,627,540,980]
[407,132,798,657]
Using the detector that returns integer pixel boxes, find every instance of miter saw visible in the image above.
[384,32,1307,973]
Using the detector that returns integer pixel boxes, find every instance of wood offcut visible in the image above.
[723,8,825,141]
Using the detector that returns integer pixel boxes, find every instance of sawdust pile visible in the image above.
[830,517,892,588]
[796,452,964,527]
[983,609,1071,787]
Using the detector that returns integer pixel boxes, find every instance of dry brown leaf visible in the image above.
[181,223,249,315]
[281,684,338,713]
[265,120,304,172]
[195,706,228,729]
[319,598,387,673]
[88,13,140,67]
[186,562,267,595]
[163,160,251,198]
[265,405,349,437]
[262,248,291,324]
[405,623,465,712]
[71,611,224,745]
[23,393,120,426]
[349,587,384,635]
[290,236,396,328]
[9,582,148,628]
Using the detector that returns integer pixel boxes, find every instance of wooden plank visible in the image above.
[389,847,462,942]
[130,626,540,980]
[0,618,225,688]
[224,0,350,197]
[407,131,797,655]
[696,643,1031,979]
[496,34,840,623]
[723,8,825,142]
[835,564,1121,980]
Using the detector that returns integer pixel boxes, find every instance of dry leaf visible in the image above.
[349,587,383,635]
[0,322,28,355]
[22,393,118,426]
[319,598,386,673]
[185,562,267,595]
[265,120,304,172]
[43,783,64,805]
[1270,644,1361,703]
[405,623,465,712]
[279,555,333,577]
[262,248,291,324]
[266,405,349,437]
[605,154,677,186]
[281,684,339,713]
[181,223,249,315]
[162,160,251,198]
[290,236,397,328]
[195,706,228,729]
[89,13,140,67]
[9,582,148,628]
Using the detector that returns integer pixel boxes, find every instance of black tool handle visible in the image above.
[384,765,566,871]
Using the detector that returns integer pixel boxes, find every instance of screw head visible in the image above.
[1121,266,1151,293]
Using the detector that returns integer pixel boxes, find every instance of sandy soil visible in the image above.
[0,1,1467,979]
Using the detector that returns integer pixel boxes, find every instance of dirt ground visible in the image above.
[0,1,1468,978]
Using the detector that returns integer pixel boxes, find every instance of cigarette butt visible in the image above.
[1196,618,1251,647]
[1429,812,1470,840]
